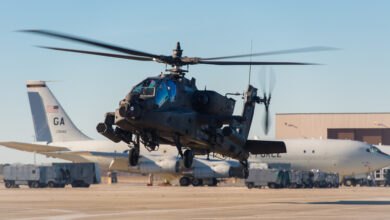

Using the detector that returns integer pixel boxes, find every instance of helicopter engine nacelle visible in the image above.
[192,91,235,115]
[222,126,246,147]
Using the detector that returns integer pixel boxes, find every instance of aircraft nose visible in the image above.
[371,148,390,170]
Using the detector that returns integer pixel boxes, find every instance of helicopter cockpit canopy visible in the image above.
[131,78,177,107]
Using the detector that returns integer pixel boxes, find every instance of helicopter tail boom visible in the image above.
[237,85,258,139]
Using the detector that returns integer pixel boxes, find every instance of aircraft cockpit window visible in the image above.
[166,80,177,102]
[132,79,159,97]
[368,146,380,153]
[155,80,169,107]
[367,145,389,157]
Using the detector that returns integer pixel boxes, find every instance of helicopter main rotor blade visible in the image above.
[198,61,316,65]
[38,46,154,61]
[200,46,338,61]
[21,30,161,59]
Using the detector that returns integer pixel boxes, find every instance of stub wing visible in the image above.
[244,140,287,154]
[0,141,69,152]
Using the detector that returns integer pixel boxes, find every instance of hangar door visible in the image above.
[328,128,390,145]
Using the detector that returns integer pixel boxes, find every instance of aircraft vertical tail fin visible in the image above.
[26,80,91,142]
[239,85,258,139]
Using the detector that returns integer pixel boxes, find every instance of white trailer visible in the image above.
[3,163,100,188]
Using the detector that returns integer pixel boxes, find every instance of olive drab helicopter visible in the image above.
[22,30,334,177]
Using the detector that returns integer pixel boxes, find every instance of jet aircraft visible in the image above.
[251,138,390,177]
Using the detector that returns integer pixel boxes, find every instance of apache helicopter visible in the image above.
[22,30,333,177]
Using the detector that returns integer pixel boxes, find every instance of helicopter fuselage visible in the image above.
[99,74,257,162]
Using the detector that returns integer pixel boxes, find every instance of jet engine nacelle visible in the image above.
[139,159,179,174]
[191,163,231,178]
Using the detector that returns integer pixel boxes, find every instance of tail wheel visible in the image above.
[191,178,203,186]
[183,150,194,168]
[129,148,139,166]
[179,177,190,186]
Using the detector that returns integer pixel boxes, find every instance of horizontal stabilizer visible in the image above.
[0,141,69,152]
[244,140,287,154]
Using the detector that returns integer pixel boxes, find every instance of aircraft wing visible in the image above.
[244,140,287,154]
[0,141,69,152]
[60,151,180,180]
[54,151,134,172]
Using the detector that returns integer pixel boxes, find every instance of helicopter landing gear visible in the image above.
[240,160,249,179]
[174,135,193,168]
[128,148,139,166]
[183,149,194,168]
[128,135,140,166]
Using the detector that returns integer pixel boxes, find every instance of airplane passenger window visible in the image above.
[312,150,315,154]
[303,150,306,154]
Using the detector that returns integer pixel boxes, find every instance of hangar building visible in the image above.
[275,113,390,145]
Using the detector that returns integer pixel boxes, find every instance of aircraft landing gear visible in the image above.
[128,148,139,166]
[183,149,194,168]
[179,176,190,186]
[128,135,140,166]
[240,160,249,179]
[174,135,193,168]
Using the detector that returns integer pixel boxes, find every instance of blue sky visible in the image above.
[1,1,389,163]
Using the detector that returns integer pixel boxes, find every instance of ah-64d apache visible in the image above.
[22,30,333,177]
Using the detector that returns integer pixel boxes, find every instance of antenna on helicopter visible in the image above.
[248,40,253,85]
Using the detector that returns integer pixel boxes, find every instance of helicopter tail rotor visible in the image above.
[258,67,276,135]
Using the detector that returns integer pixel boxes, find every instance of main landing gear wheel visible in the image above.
[183,149,194,168]
[179,177,190,186]
[129,148,139,166]
[191,178,203,187]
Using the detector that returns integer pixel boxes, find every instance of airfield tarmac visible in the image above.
[1,178,390,220]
